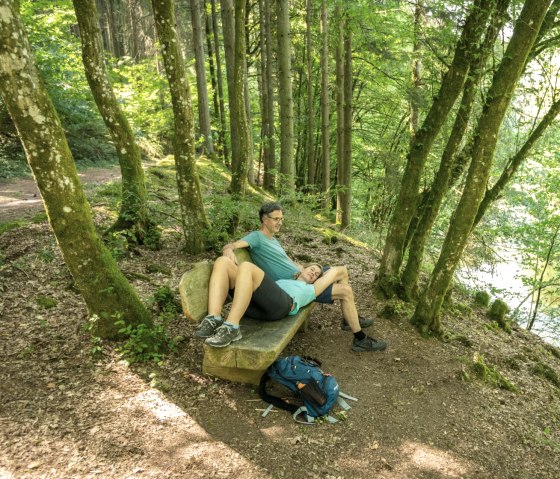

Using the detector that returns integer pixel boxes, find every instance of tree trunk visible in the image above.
[0,0,151,338]
[229,0,250,195]
[259,0,275,191]
[401,0,509,299]
[376,0,494,297]
[412,0,551,335]
[244,0,255,186]
[277,0,295,193]
[409,0,423,141]
[190,0,214,156]
[73,0,152,243]
[210,0,229,165]
[335,8,345,225]
[339,28,352,228]
[151,0,208,254]
[305,0,316,186]
[221,0,239,173]
[320,0,330,210]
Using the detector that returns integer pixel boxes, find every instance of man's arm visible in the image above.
[222,239,250,263]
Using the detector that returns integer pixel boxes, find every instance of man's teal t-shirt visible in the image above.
[242,231,299,281]
[276,279,316,315]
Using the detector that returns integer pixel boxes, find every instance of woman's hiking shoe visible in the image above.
[195,315,224,338]
[205,324,242,347]
[351,336,387,352]
[341,316,374,331]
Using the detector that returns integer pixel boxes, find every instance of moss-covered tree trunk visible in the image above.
[277,0,295,193]
[190,0,214,156]
[151,0,208,253]
[0,0,151,338]
[305,0,316,187]
[229,0,250,195]
[376,0,493,297]
[72,0,151,242]
[400,0,508,300]
[320,0,330,210]
[412,0,551,335]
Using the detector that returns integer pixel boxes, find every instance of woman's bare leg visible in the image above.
[225,262,265,325]
[207,256,238,316]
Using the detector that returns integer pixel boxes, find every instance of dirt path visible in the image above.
[0,167,121,222]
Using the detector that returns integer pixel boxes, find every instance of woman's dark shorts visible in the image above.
[231,274,293,321]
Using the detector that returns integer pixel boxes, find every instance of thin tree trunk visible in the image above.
[259,0,275,191]
[412,0,551,334]
[377,0,494,297]
[205,4,220,127]
[73,0,152,243]
[409,0,423,141]
[151,0,208,253]
[210,0,229,165]
[190,0,214,156]
[229,0,250,196]
[221,0,238,172]
[0,0,151,338]
[335,8,345,225]
[244,0,255,185]
[277,0,294,193]
[340,28,352,228]
[320,0,330,210]
[528,223,560,330]
[305,0,316,186]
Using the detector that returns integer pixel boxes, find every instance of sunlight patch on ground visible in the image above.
[398,441,473,477]
[132,388,187,421]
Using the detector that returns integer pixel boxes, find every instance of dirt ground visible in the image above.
[1,170,559,479]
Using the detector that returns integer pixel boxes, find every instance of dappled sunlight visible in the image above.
[396,441,473,477]
[130,388,187,422]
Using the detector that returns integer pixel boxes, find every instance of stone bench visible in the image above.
[178,249,314,384]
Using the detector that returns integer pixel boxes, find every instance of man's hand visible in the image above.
[222,243,237,264]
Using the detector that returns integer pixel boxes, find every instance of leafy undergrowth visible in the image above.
[1,159,559,478]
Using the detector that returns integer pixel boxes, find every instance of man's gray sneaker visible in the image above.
[195,315,224,338]
[351,336,387,352]
[205,324,242,348]
[341,316,374,331]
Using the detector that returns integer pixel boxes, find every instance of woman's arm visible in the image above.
[312,266,346,296]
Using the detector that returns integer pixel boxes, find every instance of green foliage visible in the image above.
[150,286,181,317]
[36,295,57,309]
[488,299,512,333]
[379,299,415,322]
[463,353,518,392]
[531,362,560,388]
[474,290,491,307]
[115,315,176,365]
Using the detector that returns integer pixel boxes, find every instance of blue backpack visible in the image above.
[258,356,357,424]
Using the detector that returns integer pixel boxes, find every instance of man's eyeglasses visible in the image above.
[267,215,284,223]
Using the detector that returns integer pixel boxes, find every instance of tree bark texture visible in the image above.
[190,0,214,155]
[210,0,229,165]
[335,8,344,224]
[377,0,494,296]
[220,0,239,174]
[320,0,330,210]
[305,0,316,186]
[409,0,423,141]
[151,0,208,254]
[340,28,352,228]
[277,0,294,193]
[229,0,250,195]
[73,0,151,241]
[412,0,551,334]
[0,0,152,338]
[259,0,275,191]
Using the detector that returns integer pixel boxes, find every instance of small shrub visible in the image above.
[466,353,518,392]
[151,286,181,314]
[36,295,57,309]
[474,291,491,307]
[115,318,176,364]
[488,299,511,332]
